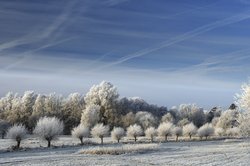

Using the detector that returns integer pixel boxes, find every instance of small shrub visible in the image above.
[79,144,158,155]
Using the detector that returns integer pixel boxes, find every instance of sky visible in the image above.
[0,0,250,109]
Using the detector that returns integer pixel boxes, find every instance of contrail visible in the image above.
[97,11,250,70]
[0,0,78,53]
[2,37,77,71]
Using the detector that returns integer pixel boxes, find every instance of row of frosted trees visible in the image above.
[2,80,250,149]
[5,116,240,149]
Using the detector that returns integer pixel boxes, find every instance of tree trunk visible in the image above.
[1,133,4,139]
[151,136,153,143]
[134,136,137,142]
[205,136,208,140]
[17,140,21,149]
[80,138,83,145]
[117,139,120,143]
[165,135,168,141]
[48,140,51,147]
[101,137,103,145]
[176,135,179,142]
[189,134,192,139]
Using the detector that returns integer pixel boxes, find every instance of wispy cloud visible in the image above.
[0,0,78,53]
[95,11,250,69]
[1,37,77,71]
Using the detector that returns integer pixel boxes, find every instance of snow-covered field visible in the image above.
[0,136,250,166]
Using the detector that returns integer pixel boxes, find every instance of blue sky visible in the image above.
[0,0,250,109]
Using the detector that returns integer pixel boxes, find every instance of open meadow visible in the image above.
[0,136,249,166]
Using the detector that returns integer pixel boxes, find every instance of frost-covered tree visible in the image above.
[84,81,120,127]
[34,117,64,147]
[216,109,239,130]
[135,111,157,130]
[177,118,190,127]
[81,105,100,128]
[183,123,197,139]
[157,122,173,141]
[91,123,109,144]
[161,113,175,123]
[236,82,250,112]
[197,123,214,140]
[179,104,205,127]
[236,82,250,137]
[215,127,224,137]
[172,126,182,141]
[12,91,37,130]
[0,92,17,117]
[30,94,46,127]
[226,127,240,137]
[62,93,84,134]
[32,94,46,117]
[145,127,156,142]
[0,120,10,139]
[121,112,136,128]
[43,93,63,117]
[71,124,89,145]
[6,124,27,149]
[126,124,143,142]
[206,107,222,123]
[5,96,22,125]
[111,127,125,143]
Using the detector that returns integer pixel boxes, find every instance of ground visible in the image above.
[0,136,249,166]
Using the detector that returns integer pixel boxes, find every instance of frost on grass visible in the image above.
[6,124,27,149]
[91,123,109,144]
[34,116,64,147]
[71,124,89,145]
[79,144,158,155]
[111,127,125,143]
